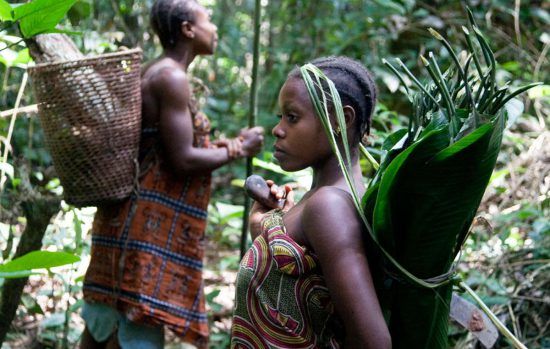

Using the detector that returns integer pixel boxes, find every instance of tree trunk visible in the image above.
[26,33,83,63]
[0,198,61,344]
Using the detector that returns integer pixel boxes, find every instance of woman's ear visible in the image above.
[181,21,195,39]
[342,105,356,130]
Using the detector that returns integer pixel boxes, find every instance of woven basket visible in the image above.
[28,48,143,207]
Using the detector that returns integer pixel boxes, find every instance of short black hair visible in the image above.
[289,56,377,138]
[151,0,198,49]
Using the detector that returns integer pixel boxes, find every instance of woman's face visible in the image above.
[191,4,218,54]
[272,77,332,172]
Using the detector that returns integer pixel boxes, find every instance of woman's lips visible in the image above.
[273,145,287,158]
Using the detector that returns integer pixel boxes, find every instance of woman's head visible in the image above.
[151,0,217,53]
[273,56,376,172]
[289,56,377,139]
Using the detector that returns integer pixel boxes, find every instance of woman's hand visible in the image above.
[249,181,294,240]
[239,126,264,157]
[212,137,243,159]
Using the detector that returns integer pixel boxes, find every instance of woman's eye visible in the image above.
[277,112,298,123]
[286,114,298,123]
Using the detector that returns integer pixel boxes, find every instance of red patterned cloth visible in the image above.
[83,108,212,349]
[231,210,344,348]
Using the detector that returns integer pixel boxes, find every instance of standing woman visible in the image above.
[81,1,264,348]
[231,57,391,348]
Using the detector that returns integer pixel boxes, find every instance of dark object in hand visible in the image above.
[244,175,284,209]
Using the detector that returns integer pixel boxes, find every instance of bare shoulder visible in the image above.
[303,187,357,221]
[144,59,190,99]
[302,187,363,247]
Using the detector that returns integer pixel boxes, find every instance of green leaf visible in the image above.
[366,114,505,348]
[206,289,221,303]
[253,157,292,175]
[38,27,81,36]
[0,0,12,21]
[0,270,39,278]
[13,0,77,38]
[372,127,451,253]
[0,250,80,278]
[382,128,407,152]
[13,48,31,66]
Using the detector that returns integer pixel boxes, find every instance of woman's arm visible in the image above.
[153,68,263,175]
[302,187,391,349]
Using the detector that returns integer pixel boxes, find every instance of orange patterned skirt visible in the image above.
[83,155,211,348]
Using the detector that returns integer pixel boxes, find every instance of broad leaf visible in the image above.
[365,113,505,348]
[371,126,450,253]
[13,0,76,38]
[0,0,12,21]
[381,128,407,151]
[0,250,80,279]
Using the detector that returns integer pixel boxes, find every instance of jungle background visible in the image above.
[0,0,548,348]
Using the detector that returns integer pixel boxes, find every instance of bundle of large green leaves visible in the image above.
[301,9,538,349]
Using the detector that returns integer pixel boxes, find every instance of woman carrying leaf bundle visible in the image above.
[231,57,391,349]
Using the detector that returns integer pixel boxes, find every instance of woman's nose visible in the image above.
[272,123,285,138]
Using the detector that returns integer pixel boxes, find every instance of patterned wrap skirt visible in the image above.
[231,210,344,348]
[83,111,212,348]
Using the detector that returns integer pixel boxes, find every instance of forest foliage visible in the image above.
[0,0,548,348]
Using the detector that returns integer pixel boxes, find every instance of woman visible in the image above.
[81,0,264,348]
[231,57,391,348]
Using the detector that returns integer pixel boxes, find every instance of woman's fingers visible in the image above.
[231,138,243,158]
[265,179,292,206]
[222,138,241,158]
[282,185,295,212]
[268,183,286,200]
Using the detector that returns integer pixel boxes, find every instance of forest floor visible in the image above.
[3,242,238,349]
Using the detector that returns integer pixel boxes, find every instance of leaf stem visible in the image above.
[360,144,380,171]
[381,58,413,100]
[395,58,440,106]
[0,38,24,53]
[462,26,484,79]
[429,28,477,119]
[492,82,543,113]
[473,27,496,97]
[421,55,456,136]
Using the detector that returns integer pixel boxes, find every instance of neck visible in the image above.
[310,148,364,193]
[163,42,196,70]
